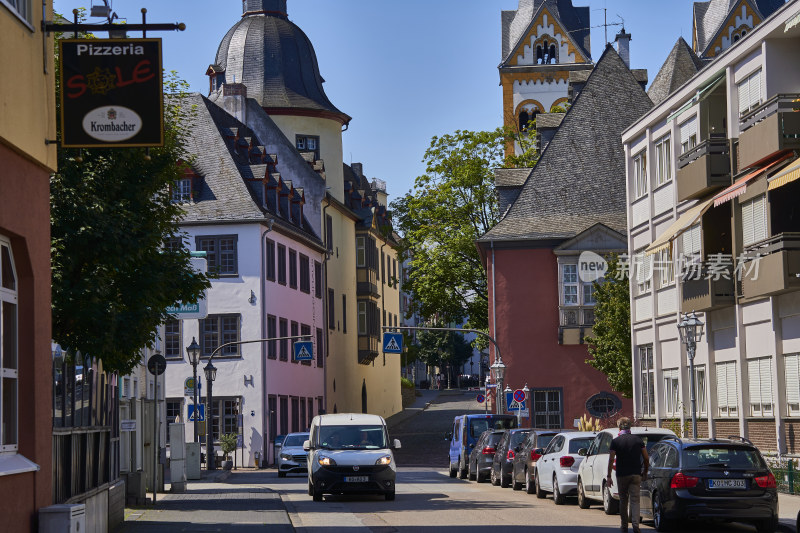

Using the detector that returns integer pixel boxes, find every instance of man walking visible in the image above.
[606,418,649,533]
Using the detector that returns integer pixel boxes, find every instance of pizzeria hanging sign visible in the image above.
[59,39,164,148]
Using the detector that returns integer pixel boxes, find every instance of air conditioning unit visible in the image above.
[39,504,85,533]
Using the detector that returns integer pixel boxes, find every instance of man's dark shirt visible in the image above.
[609,433,644,477]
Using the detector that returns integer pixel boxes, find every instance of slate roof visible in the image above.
[535,113,565,129]
[502,0,591,64]
[694,0,785,55]
[174,92,324,246]
[648,38,706,105]
[213,5,350,122]
[496,168,533,188]
[479,46,653,243]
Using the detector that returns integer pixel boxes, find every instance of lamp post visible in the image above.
[678,311,705,439]
[186,337,201,443]
[491,358,506,415]
[204,360,217,470]
[523,383,530,426]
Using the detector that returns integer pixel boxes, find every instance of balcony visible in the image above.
[357,335,379,365]
[740,233,800,300]
[558,306,595,345]
[739,95,800,169]
[680,267,735,313]
[356,268,379,297]
[677,135,731,202]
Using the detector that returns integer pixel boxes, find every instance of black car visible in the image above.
[491,428,531,488]
[468,430,504,482]
[512,429,560,493]
[641,436,778,532]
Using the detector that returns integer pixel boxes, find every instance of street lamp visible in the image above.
[491,358,506,415]
[186,337,201,443]
[678,311,705,439]
[204,360,217,470]
[523,383,530,426]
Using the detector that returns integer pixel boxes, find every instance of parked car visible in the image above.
[305,413,401,501]
[446,414,517,479]
[277,432,310,477]
[468,429,505,482]
[533,431,597,504]
[491,428,531,488]
[511,429,561,493]
[576,426,675,513]
[640,436,778,532]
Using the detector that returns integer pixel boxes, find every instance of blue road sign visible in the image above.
[506,392,526,412]
[293,341,314,361]
[476,394,485,404]
[188,403,205,422]
[383,332,403,354]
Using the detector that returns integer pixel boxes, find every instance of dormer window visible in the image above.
[296,135,320,159]
[172,178,192,203]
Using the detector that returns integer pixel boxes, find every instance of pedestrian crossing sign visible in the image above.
[293,341,314,361]
[383,333,403,354]
[188,403,205,422]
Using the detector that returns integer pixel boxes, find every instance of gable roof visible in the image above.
[694,0,785,55]
[502,0,591,64]
[648,37,706,105]
[496,168,534,188]
[479,46,653,243]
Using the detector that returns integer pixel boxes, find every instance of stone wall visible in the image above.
[402,387,417,408]
[747,420,777,451]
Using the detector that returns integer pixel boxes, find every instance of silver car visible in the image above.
[533,431,597,504]
[278,432,309,477]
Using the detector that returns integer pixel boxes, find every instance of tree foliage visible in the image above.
[585,255,633,397]
[416,330,473,374]
[51,48,210,373]
[392,128,537,338]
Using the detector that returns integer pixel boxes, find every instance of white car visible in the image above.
[533,431,598,504]
[576,427,675,513]
[304,413,401,501]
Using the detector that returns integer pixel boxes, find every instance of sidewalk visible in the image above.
[386,388,440,430]
[780,492,800,532]
[118,469,293,532]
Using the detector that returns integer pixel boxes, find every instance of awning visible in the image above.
[666,71,726,123]
[645,198,715,255]
[768,158,800,191]
[713,153,794,206]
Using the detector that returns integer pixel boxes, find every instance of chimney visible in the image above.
[351,162,363,178]
[615,28,631,68]
[222,83,248,125]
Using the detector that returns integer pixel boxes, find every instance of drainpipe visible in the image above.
[491,240,499,412]
[380,240,388,366]
[260,219,273,465]
[322,196,331,413]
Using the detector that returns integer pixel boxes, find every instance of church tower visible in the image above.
[500,0,593,156]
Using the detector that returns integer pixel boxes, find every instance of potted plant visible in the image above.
[219,433,238,470]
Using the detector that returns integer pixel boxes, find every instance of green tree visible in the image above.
[415,329,473,388]
[585,255,633,397]
[51,51,210,373]
[392,128,537,336]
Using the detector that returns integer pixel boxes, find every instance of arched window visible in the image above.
[741,29,747,37]
[733,34,740,42]
[549,44,557,64]
[536,46,543,65]
[0,237,18,451]
[519,111,530,132]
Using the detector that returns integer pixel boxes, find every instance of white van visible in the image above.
[304,413,401,501]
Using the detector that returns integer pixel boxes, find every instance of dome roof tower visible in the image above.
[212,0,350,124]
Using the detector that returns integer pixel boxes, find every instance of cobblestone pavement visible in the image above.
[388,390,484,467]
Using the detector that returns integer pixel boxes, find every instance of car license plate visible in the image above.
[345,476,368,483]
[708,479,746,489]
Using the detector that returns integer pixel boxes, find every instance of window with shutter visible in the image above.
[636,253,652,293]
[663,369,680,416]
[786,354,800,416]
[679,116,698,154]
[716,361,738,416]
[695,365,707,415]
[748,357,773,416]
[741,195,767,247]
[738,70,762,115]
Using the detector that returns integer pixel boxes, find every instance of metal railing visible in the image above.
[739,93,800,132]
[743,232,800,257]
[677,135,729,169]
[559,306,596,327]
[764,454,800,494]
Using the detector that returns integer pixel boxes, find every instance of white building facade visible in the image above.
[622,0,800,452]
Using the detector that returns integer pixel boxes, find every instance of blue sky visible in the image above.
[54,0,703,200]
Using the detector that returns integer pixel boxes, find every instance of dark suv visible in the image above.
[468,430,504,482]
[641,436,778,532]
[491,428,531,488]
[512,429,560,493]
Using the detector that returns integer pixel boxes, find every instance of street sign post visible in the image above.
[184,376,201,397]
[188,404,205,422]
[146,352,166,505]
[382,333,403,354]
[293,341,314,361]
[505,391,528,426]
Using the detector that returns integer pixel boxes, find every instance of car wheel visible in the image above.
[500,467,510,488]
[458,456,468,479]
[525,469,535,494]
[476,469,487,483]
[469,461,477,481]
[312,483,323,502]
[755,517,777,533]
[491,467,500,486]
[602,481,619,515]
[652,492,673,531]
[553,476,566,505]
[385,491,396,501]
[449,460,457,478]
[535,471,547,499]
[512,470,523,491]
[278,471,286,478]
[308,481,313,496]
[577,478,590,509]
